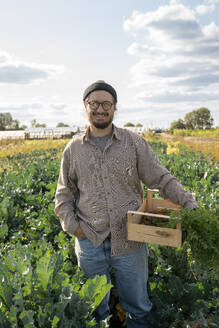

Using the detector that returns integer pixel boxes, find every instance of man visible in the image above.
[55,80,198,328]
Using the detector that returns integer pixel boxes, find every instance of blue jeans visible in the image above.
[75,237,152,328]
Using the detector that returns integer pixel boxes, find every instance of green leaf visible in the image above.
[51,253,63,285]
[0,224,8,240]
[0,309,11,328]
[79,275,112,312]
[0,267,14,309]
[13,288,24,311]
[8,306,20,325]
[0,198,10,217]
[36,251,53,291]
[51,316,60,328]
[19,310,36,328]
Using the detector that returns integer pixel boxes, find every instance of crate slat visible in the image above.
[127,222,182,247]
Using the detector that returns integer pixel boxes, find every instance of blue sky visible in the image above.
[0,0,219,128]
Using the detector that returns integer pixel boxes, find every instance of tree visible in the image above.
[124,122,135,127]
[170,119,186,133]
[10,119,20,130]
[0,112,22,130]
[0,113,12,130]
[184,107,214,130]
[56,122,69,127]
[136,123,143,127]
[31,119,46,128]
[31,119,37,128]
[35,123,46,128]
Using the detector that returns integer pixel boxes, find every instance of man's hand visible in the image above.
[74,226,86,240]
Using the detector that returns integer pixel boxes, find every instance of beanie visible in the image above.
[83,80,117,103]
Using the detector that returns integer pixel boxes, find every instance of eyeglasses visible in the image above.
[86,100,114,111]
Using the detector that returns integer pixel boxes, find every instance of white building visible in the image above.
[123,126,147,135]
[0,127,80,139]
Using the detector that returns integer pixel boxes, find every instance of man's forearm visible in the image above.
[161,178,198,209]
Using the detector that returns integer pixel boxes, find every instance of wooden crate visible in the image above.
[127,189,183,247]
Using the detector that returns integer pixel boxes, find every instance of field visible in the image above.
[0,139,69,158]
[159,129,219,161]
[0,137,218,328]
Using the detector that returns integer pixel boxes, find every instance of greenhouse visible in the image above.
[0,130,25,139]
[0,127,80,140]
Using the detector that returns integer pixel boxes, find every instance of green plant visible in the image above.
[0,242,112,327]
[0,139,218,327]
[169,208,219,270]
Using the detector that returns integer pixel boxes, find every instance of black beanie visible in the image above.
[83,80,117,103]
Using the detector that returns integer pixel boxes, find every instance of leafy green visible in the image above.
[169,208,219,269]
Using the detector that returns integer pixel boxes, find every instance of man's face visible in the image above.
[84,90,116,129]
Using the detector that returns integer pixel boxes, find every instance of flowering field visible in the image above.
[172,128,219,138]
[0,139,69,158]
[159,129,219,161]
[0,138,218,327]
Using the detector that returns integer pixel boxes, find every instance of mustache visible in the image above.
[92,112,108,116]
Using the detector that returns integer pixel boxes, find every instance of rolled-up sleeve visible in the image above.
[135,136,198,209]
[54,146,79,234]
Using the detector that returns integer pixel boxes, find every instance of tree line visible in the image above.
[0,113,27,131]
[0,113,70,131]
[169,107,214,132]
[123,108,215,132]
[0,107,215,131]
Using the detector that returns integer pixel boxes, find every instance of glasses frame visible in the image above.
[86,100,114,111]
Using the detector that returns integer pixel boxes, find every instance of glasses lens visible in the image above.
[88,101,99,110]
[102,101,112,110]
[87,100,113,111]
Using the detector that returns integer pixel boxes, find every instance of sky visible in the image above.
[0,0,219,129]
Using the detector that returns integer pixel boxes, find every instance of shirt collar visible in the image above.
[112,124,121,140]
[82,126,90,143]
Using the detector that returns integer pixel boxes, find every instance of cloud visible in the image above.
[0,51,9,63]
[0,103,43,111]
[195,4,215,15]
[124,3,200,39]
[0,50,63,84]
[205,0,219,4]
[138,90,219,103]
[124,0,219,113]
[50,103,68,110]
[0,101,84,127]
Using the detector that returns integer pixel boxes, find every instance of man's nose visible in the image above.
[96,103,105,112]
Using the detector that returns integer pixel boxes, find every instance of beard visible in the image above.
[92,112,114,129]
[93,120,113,129]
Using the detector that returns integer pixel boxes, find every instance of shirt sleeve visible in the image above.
[135,136,198,209]
[54,146,80,234]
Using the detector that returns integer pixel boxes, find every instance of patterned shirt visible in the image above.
[54,125,197,256]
